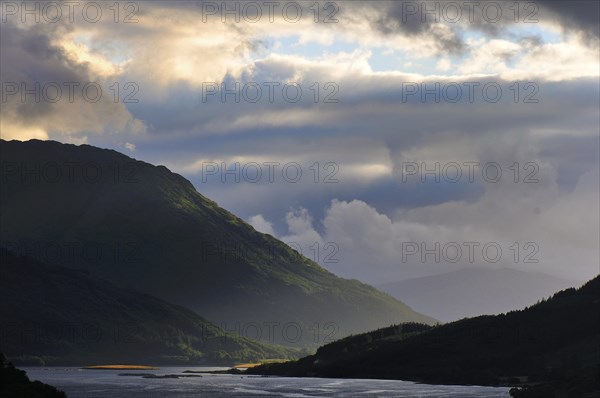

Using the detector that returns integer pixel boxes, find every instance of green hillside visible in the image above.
[0,249,297,366]
[0,139,435,347]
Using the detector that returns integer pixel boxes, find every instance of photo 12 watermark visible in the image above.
[1,81,140,104]
[199,1,340,24]
[200,81,339,104]
[0,160,140,184]
[398,241,540,264]
[197,240,339,265]
[1,1,140,24]
[397,2,539,24]
[398,162,540,183]
[199,161,340,184]
[219,321,339,345]
[1,240,140,266]
[399,81,539,104]
[286,241,340,264]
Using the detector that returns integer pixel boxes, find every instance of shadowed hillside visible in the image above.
[0,139,435,346]
[0,354,66,397]
[0,249,298,366]
[250,276,600,396]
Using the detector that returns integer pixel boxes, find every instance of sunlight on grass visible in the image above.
[83,365,160,370]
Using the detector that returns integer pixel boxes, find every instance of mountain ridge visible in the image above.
[378,267,579,322]
[0,139,436,347]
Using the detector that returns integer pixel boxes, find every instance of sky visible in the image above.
[1,0,599,285]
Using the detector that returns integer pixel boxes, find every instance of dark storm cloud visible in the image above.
[538,0,600,39]
[355,0,466,54]
[355,0,598,55]
[0,19,144,140]
[1,23,77,119]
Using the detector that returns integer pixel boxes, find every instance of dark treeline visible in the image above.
[249,276,600,397]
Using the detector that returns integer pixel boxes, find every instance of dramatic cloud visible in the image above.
[265,162,599,285]
[0,20,145,142]
[538,0,600,39]
[1,1,598,283]
[248,214,275,236]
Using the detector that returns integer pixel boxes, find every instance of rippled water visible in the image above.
[24,367,511,397]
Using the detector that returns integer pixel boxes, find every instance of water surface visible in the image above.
[24,367,511,397]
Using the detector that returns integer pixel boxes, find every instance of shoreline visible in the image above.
[82,365,160,370]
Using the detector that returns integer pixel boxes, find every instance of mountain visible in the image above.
[0,139,436,347]
[249,276,600,396]
[378,268,579,322]
[0,249,297,366]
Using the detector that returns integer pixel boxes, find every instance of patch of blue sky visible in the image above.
[368,48,442,75]
[73,34,131,65]
[251,34,439,75]
[501,23,563,43]
[253,34,360,59]
[250,23,562,75]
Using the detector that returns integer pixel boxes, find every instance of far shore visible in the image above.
[83,365,160,370]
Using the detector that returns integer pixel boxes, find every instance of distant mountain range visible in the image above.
[0,249,296,366]
[249,276,600,396]
[378,268,579,322]
[0,139,435,348]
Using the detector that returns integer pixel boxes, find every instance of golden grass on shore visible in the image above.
[83,365,159,370]
[232,363,261,369]
[233,359,289,369]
